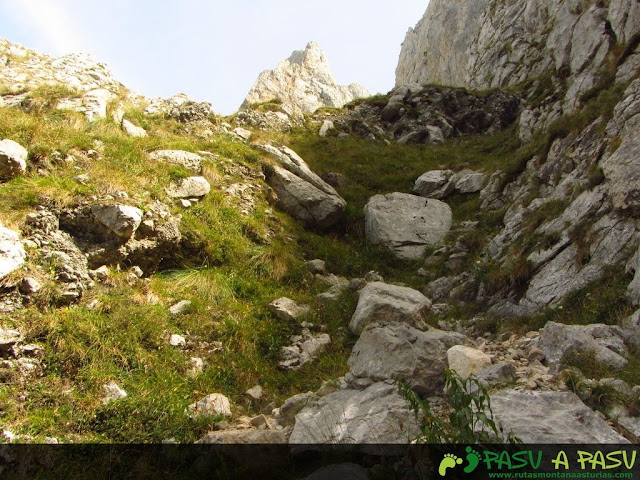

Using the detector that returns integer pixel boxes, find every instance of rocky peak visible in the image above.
[241,41,370,115]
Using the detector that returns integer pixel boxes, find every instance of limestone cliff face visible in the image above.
[241,42,370,115]
[396,0,640,113]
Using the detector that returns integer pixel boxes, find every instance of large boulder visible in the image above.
[0,139,28,180]
[347,322,466,395]
[0,224,26,280]
[289,381,420,444]
[260,144,346,229]
[349,282,432,334]
[364,193,452,260]
[490,390,629,443]
[538,321,629,371]
[413,170,454,199]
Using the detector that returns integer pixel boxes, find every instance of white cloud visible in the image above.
[0,0,85,55]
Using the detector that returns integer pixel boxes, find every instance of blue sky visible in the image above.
[0,1,428,115]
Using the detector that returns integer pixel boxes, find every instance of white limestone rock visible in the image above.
[189,393,232,418]
[166,176,210,199]
[0,224,26,280]
[148,150,203,173]
[90,204,143,239]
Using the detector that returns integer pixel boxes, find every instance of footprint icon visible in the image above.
[438,453,463,477]
[464,446,482,474]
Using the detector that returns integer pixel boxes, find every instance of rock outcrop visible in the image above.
[0,223,26,280]
[242,42,369,116]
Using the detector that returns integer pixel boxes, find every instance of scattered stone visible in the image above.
[0,328,22,353]
[148,150,202,173]
[348,278,367,291]
[121,119,147,137]
[364,271,384,283]
[166,176,210,199]
[413,170,454,199]
[19,277,42,294]
[306,259,326,275]
[130,266,143,278]
[0,139,28,180]
[475,362,517,388]
[318,120,335,137]
[278,392,315,426]
[189,393,232,418]
[245,385,264,400]
[232,127,252,140]
[452,169,487,193]
[279,331,330,370]
[102,381,127,403]
[268,297,310,322]
[187,357,204,378]
[169,334,186,347]
[364,193,452,260]
[447,345,492,379]
[169,300,191,316]
[348,322,466,396]
[349,282,432,334]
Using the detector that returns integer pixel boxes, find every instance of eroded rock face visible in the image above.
[364,193,452,260]
[289,381,420,444]
[396,0,639,121]
[242,42,369,116]
[347,322,466,395]
[349,282,432,334]
[260,144,346,229]
[490,389,629,443]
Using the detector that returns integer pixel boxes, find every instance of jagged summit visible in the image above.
[241,41,370,115]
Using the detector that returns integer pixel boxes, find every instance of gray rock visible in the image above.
[245,385,263,400]
[0,225,26,280]
[121,119,147,137]
[268,297,310,322]
[279,331,330,370]
[539,321,628,371]
[413,170,454,199]
[187,357,204,378]
[452,169,487,193]
[0,328,22,353]
[232,127,252,141]
[169,300,191,316]
[318,120,334,137]
[169,334,186,347]
[364,193,452,260]
[475,362,517,387]
[260,144,346,229]
[347,322,466,396]
[82,89,115,122]
[90,204,143,239]
[0,139,28,180]
[289,381,420,444]
[447,345,492,379]
[306,259,326,275]
[102,381,127,403]
[490,389,629,443]
[148,150,203,173]
[189,393,232,418]
[166,176,210,199]
[349,282,432,334]
[19,277,42,294]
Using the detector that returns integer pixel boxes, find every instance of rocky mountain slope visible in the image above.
[1,0,640,473]
[241,41,370,117]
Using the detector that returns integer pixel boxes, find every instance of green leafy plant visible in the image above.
[400,369,519,444]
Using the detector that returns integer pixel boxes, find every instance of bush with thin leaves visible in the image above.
[399,369,519,444]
